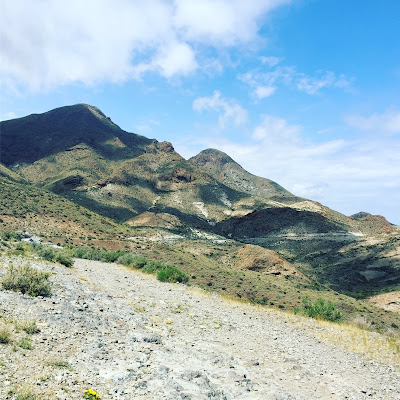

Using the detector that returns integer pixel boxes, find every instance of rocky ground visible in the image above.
[0,256,400,400]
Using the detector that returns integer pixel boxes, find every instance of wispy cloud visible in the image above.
[0,0,291,92]
[240,64,352,97]
[346,110,400,134]
[193,90,247,129]
[176,113,400,221]
[254,85,276,99]
[260,56,282,66]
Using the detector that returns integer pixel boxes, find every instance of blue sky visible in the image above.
[1,0,399,223]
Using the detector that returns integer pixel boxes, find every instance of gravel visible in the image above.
[0,256,399,399]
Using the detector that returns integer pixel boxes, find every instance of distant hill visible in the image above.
[189,148,300,203]
[351,211,372,219]
[0,104,392,237]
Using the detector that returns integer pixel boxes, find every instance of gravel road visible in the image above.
[0,257,399,399]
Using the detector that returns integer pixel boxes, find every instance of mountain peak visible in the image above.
[189,148,298,201]
[350,211,372,219]
[0,104,151,166]
[189,148,236,167]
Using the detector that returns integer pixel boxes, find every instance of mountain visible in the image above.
[189,148,300,203]
[351,211,373,219]
[1,104,399,321]
[0,105,302,226]
[0,104,152,166]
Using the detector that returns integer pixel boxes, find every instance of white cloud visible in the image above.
[255,85,276,99]
[346,110,400,134]
[252,115,300,141]
[177,113,400,222]
[260,56,282,66]
[240,65,351,97]
[0,0,290,92]
[295,71,350,95]
[193,90,247,129]
[174,0,290,46]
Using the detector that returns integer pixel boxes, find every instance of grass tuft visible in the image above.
[0,326,11,344]
[2,264,52,297]
[16,319,40,335]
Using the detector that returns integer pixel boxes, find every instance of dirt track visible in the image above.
[0,257,399,399]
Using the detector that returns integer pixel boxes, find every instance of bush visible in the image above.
[37,246,55,262]
[101,250,124,263]
[18,337,32,350]
[55,251,74,267]
[74,248,88,259]
[295,297,342,322]
[131,256,148,269]
[157,265,189,284]
[117,253,136,266]
[0,327,11,344]
[2,264,52,297]
[142,260,164,274]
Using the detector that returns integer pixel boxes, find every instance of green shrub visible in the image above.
[157,265,189,284]
[2,264,52,297]
[117,253,136,266]
[131,256,148,269]
[84,248,102,261]
[37,246,55,262]
[18,337,32,350]
[73,247,102,261]
[142,260,164,274]
[101,250,124,263]
[294,297,342,322]
[0,327,11,344]
[55,251,74,267]
[74,248,88,258]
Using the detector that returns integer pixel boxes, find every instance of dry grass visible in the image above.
[312,318,400,369]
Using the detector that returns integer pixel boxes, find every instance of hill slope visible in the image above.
[189,148,300,202]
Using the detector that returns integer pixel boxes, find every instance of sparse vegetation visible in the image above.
[0,327,11,344]
[157,265,189,283]
[18,337,32,350]
[1,264,52,297]
[15,319,39,335]
[295,297,342,322]
[47,359,72,370]
[15,388,38,400]
[55,251,74,267]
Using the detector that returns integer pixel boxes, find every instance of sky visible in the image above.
[1,0,400,224]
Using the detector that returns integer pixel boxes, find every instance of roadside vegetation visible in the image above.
[1,264,52,297]
[294,297,342,322]
[71,246,189,284]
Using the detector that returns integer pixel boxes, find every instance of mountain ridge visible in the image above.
[1,103,400,332]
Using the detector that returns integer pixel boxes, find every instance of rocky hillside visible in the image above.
[1,104,391,237]
[189,148,300,203]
